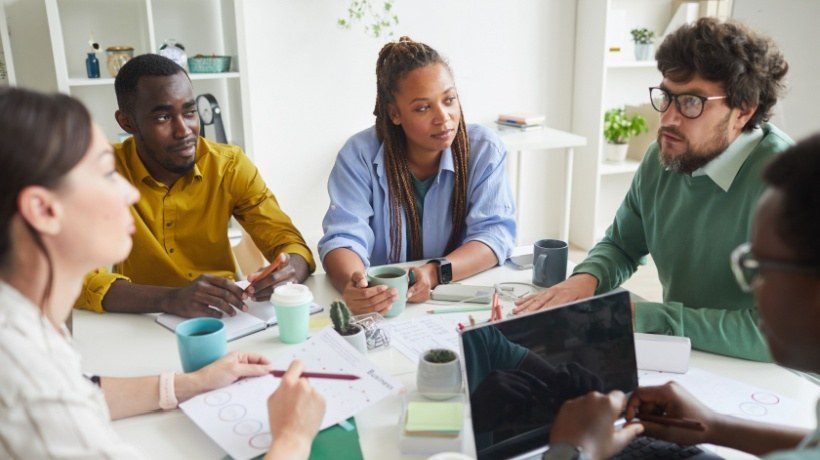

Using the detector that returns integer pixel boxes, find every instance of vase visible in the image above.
[634,42,654,61]
[417,351,463,400]
[604,142,629,163]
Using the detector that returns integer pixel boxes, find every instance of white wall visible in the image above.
[242,0,578,256]
[3,0,57,91]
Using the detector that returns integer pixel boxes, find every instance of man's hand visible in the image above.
[162,274,247,318]
[265,360,326,460]
[626,382,718,447]
[550,391,645,460]
[342,271,397,315]
[245,253,310,301]
[513,273,598,315]
[407,263,437,303]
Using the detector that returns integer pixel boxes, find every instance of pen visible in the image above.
[636,413,706,431]
[427,305,492,314]
[270,370,360,381]
[243,256,284,295]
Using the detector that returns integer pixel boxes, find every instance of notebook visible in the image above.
[155,280,323,341]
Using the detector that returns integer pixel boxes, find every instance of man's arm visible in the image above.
[635,301,771,361]
[102,276,247,318]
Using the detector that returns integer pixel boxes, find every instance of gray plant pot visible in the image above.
[339,324,367,355]
[417,350,463,400]
[634,42,654,61]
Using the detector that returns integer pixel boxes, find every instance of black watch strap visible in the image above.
[430,257,453,285]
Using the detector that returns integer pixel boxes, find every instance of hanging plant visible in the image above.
[338,0,399,38]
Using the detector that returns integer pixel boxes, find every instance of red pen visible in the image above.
[270,370,360,381]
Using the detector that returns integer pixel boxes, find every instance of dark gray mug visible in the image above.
[532,239,568,288]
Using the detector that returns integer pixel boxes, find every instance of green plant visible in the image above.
[603,108,648,144]
[423,348,457,363]
[338,0,399,38]
[630,28,656,44]
[330,299,353,335]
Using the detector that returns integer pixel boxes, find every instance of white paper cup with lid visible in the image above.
[271,283,313,344]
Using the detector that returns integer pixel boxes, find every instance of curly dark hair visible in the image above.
[762,134,820,265]
[656,17,788,132]
[115,53,187,113]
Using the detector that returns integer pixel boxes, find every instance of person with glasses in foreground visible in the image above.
[540,134,820,460]
[514,18,791,362]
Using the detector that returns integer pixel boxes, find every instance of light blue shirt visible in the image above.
[318,124,516,267]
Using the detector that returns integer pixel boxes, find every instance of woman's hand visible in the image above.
[341,271,397,315]
[177,352,271,401]
[407,263,437,303]
[265,360,327,460]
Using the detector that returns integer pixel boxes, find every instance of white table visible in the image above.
[73,263,818,459]
[488,125,587,242]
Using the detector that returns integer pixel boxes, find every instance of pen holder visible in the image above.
[351,312,390,351]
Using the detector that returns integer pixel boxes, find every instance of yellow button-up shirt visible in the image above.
[77,137,315,313]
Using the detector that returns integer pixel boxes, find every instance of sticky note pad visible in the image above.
[405,402,463,434]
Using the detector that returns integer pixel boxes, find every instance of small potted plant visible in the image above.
[330,300,367,354]
[630,27,656,61]
[603,108,648,163]
[417,348,463,400]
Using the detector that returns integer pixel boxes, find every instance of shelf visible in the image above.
[68,72,240,87]
[606,59,657,69]
[599,159,640,176]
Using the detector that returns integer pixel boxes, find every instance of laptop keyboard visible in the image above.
[611,436,712,459]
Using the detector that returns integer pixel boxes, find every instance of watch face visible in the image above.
[196,95,214,124]
[440,260,453,284]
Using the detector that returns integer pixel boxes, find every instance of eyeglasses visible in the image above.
[730,243,820,292]
[649,87,728,119]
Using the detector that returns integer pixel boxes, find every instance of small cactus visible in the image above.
[330,299,352,335]
[423,348,456,363]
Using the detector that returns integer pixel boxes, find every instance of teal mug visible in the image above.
[366,266,409,318]
[176,317,227,372]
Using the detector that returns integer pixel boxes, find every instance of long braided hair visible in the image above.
[374,36,470,263]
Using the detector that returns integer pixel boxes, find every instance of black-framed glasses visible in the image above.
[649,87,728,119]
[730,243,820,292]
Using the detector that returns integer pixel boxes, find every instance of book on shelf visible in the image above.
[497,112,546,126]
[495,120,544,132]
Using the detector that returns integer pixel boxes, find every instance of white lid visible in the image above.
[270,283,313,307]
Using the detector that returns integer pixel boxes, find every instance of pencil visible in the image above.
[426,305,492,314]
[270,370,360,381]
[243,256,284,294]
[636,413,706,431]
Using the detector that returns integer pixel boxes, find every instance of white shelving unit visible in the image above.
[569,0,678,250]
[44,0,252,155]
[0,1,16,86]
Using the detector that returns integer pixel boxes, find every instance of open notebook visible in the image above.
[155,281,324,341]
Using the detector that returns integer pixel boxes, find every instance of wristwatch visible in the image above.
[429,258,453,285]
[543,442,590,460]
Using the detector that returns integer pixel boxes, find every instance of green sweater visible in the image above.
[573,124,793,362]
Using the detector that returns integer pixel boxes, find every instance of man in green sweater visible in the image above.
[515,18,791,362]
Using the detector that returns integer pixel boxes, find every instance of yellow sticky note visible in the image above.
[405,402,463,433]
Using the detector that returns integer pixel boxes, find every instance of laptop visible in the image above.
[459,290,721,460]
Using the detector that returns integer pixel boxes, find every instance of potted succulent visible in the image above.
[417,348,463,400]
[603,108,648,163]
[630,27,656,61]
[330,300,367,354]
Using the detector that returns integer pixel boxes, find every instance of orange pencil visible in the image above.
[243,256,284,295]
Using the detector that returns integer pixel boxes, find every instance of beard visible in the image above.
[658,112,732,174]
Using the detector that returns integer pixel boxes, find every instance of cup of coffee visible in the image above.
[532,239,568,288]
[176,317,227,372]
[366,266,408,318]
[271,283,313,344]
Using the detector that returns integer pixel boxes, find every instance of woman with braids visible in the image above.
[319,37,516,315]
[0,87,325,459]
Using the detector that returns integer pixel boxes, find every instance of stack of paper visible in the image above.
[404,402,464,438]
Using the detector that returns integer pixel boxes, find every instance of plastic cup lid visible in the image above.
[270,283,313,306]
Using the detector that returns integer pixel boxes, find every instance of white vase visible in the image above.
[604,142,629,163]
[339,325,367,355]
[634,42,654,61]
[417,351,463,400]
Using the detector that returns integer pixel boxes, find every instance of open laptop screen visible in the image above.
[461,291,637,460]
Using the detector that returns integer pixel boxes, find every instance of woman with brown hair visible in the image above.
[0,87,325,459]
[319,37,516,315]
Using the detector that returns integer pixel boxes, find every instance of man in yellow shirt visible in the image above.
[76,54,314,317]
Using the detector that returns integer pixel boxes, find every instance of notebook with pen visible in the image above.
[155,281,323,341]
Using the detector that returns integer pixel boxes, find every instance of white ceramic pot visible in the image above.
[340,325,367,355]
[417,351,463,400]
[634,42,654,61]
[604,142,629,163]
